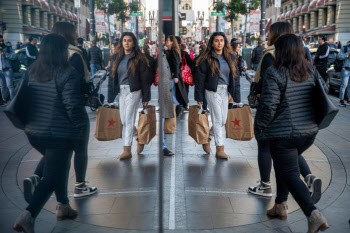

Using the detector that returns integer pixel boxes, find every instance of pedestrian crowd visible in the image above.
[2,20,348,233]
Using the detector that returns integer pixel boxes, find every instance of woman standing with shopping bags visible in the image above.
[165,35,189,116]
[195,32,240,159]
[109,32,152,159]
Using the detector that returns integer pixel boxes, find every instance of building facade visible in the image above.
[267,0,350,43]
[0,0,82,45]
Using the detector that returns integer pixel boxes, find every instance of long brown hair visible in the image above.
[196,32,237,77]
[51,22,77,46]
[167,35,182,62]
[267,22,294,46]
[111,32,149,78]
[274,34,312,82]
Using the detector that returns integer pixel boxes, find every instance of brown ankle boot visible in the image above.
[215,146,228,159]
[137,143,144,154]
[202,142,211,154]
[307,210,329,233]
[56,203,78,221]
[120,146,132,160]
[267,202,288,220]
[13,210,35,233]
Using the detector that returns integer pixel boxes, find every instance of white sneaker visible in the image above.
[74,181,98,198]
[248,180,273,197]
[305,174,322,204]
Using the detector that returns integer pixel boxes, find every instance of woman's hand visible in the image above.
[143,102,149,106]
[174,78,179,83]
[243,66,247,71]
[197,101,203,106]
[105,66,109,70]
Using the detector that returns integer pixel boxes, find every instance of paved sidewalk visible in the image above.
[0,76,349,233]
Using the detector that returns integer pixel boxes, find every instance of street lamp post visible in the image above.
[89,0,96,40]
[198,11,204,41]
[260,0,266,41]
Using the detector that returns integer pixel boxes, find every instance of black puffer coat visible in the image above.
[254,66,320,141]
[194,54,241,103]
[108,52,152,102]
[25,66,88,147]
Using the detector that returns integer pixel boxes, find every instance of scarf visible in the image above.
[68,44,90,82]
[254,45,275,83]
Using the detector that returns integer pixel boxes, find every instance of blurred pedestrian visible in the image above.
[337,40,350,107]
[195,32,240,159]
[77,37,90,71]
[13,34,86,233]
[314,35,329,82]
[0,35,15,104]
[25,36,38,67]
[109,32,152,159]
[251,40,264,71]
[254,34,329,232]
[88,40,103,77]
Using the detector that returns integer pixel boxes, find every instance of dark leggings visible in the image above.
[270,136,317,217]
[257,140,312,183]
[35,125,90,183]
[27,146,73,218]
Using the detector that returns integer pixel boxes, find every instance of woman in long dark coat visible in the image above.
[165,35,189,114]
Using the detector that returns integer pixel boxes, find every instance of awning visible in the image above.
[309,0,318,11]
[317,0,326,8]
[67,11,73,20]
[285,11,291,19]
[302,3,309,13]
[280,13,286,20]
[325,0,337,5]
[73,13,78,21]
[308,25,336,35]
[23,26,49,35]
[61,8,68,17]
[56,6,62,15]
[296,6,303,15]
[48,3,57,14]
[40,1,49,11]
[22,0,33,5]
[265,18,272,34]
[291,9,297,17]
[33,0,41,8]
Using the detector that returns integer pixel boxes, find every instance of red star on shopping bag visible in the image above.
[232,118,240,127]
[108,118,116,127]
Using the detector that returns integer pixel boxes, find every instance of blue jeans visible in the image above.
[253,63,259,72]
[172,80,179,105]
[90,64,101,78]
[339,68,350,100]
[0,69,14,100]
[161,118,166,150]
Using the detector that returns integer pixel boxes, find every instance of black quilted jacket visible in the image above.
[194,54,241,103]
[24,66,88,145]
[254,66,321,141]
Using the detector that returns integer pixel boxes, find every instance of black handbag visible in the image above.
[4,72,29,130]
[312,70,339,130]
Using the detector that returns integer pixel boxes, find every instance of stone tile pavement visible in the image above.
[0,77,349,233]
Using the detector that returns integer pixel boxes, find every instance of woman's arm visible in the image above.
[194,61,207,103]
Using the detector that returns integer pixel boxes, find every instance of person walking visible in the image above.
[109,32,152,159]
[25,36,38,67]
[23,22,97,203]
[248,22,321,204]
[180,42,194,104]
[254,33,329,233]
[165,35,189,116]
[251,40,264,71]
[88,40,103,77]
[76,37,90,70]
[195,32,240,159]
[107,40,120,104]
[13,34,86,233]
[314,36,330,82]
[337,41,350,107]
[194,41,200,57]
[0,35,15,104]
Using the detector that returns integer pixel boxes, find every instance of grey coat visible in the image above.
[158,53,175,118]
